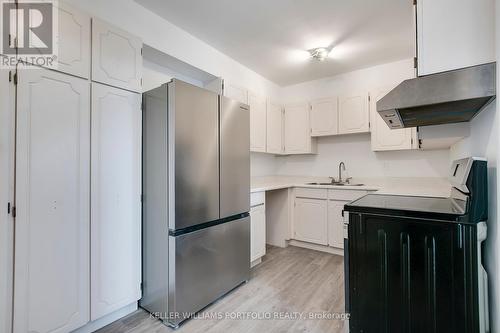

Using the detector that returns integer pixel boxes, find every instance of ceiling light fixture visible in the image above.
[308,47,331,61]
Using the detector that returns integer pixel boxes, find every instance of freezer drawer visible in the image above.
[220,96,250,218]
[168,216,250,326]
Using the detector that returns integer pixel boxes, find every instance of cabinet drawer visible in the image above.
[328,190,367,202]
[295,187,328,199]
[251,191,265,207]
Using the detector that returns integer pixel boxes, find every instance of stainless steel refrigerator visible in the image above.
[140,79,250,328]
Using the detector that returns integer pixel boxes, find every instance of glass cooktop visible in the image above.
[346,194,467,216]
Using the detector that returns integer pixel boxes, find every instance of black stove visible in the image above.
[345,194,467,220]
[344,157,489,333]
[345,157,487,224]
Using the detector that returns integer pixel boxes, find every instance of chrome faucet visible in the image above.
[339,162,346,183]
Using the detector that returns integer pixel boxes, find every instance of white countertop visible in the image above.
[251,175,452,198]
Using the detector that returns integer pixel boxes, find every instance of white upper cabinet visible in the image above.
[92,18,142,92]
[248,92,267,152]
[27,1,91,78]
[284,102,316,154]
[224,82,248,104]
[54,1,91,78]
[416,0,495,76]
[14,69,90,333]
[370,88,417,151]
[266,100,284,154]
[91,83,142,320]
[338,93,369,134]
[310,97,339,137]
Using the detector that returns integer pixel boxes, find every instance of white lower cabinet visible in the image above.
[250,204,266,262]
[250,192,266,263]
[292,189,370,250]
[293,197,328,245]
[328,200,347,249]
[14,69,91,333]
[91,83,142,320]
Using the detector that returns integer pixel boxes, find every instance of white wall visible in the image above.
[276,133,450,178]
[251,153,279,177]
[450,100,498,332]
[273,59,451,179]
[280,58,415,102]
[66,0,281,100]
[474,1,500,329]
[448,9,498,324]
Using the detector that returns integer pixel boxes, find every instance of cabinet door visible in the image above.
[338,93,369,134]
[250,204,266,262]
[248,92,267,152]
[91,83,141,320]
[310,98,338,136]
[24,1,91,78]
[370,88,417,151]
[54,2,91,78]
[293,198,328,245]
[224,82,248,104]
[92,18,142,92]
[284,102,315,154]
[417,0,495,76]
[0,66,15,333]
[349,214,471,333]
[14,69,90,333]
[266,100,284,154]
[328,200,346,249]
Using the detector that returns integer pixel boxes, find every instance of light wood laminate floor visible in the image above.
[97,245,346,333]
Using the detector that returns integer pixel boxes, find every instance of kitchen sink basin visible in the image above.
[306,182,365,187]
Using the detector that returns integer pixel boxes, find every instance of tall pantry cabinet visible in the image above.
[14,68,91,333]
[0,62,16,333]
[10,2,143,333]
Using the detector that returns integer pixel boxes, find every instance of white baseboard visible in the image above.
[288,240,344,256]
[72,302,138,333]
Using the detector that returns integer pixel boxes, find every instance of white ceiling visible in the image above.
[135,0,415,86]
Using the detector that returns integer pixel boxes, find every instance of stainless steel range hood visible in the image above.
[377,62,496,129]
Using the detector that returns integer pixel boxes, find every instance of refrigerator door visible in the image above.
[220,96,251,218]
[168,216,250,326]
[169,80,220,230]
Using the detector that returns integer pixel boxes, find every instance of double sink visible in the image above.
[306,182,365,187]
[308,162,365,187]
